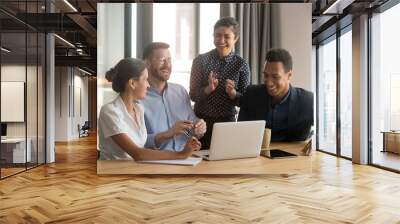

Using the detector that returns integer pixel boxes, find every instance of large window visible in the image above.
[317,37,337,154]
[370,3,400,171]
[316,26,353,159]
[152,3,220,91]
[153,4,196,91]
[340,29,352,158]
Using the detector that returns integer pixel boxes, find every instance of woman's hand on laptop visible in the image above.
[180,137,202,158]
[193,119,206,138]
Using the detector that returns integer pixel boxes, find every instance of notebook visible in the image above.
[138,156,202,166]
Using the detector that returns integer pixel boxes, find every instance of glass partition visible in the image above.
[1,31,28,178]
[0,1,46,179]
[317,36,337,155]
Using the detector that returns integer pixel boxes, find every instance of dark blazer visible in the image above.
[238,84,314,141]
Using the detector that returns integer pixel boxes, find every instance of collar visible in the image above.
[116,95,137,113]
[278,85,291,105]
[148,82,168,96]
[212,48,235,63]
[266,84,292,107]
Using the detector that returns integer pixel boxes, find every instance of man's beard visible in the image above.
[155,67,171,81]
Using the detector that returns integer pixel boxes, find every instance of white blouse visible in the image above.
[98,96,147,160]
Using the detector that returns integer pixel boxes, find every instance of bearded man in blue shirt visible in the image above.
[140,42,206,151]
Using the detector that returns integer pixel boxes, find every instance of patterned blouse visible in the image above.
[189,49,250,118]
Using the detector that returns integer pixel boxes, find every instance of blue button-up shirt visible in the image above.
[266,87,291,142]
[140,83,199,151]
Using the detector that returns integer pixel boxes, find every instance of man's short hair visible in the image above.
[214,17,240,37]
[265,48,293,72]
[142,42,170,60]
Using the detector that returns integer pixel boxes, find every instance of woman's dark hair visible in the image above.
[214,17,240,37]
[265,48,293,72]
[105,58,146,93]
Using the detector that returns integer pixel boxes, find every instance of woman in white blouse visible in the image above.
[98,58,201,160]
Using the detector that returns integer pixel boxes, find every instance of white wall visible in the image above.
[1,65,39,137]
[1,64,46,163]
[54,67,89,141]
[1,65,27,139]
[55,67,69,141]
[271,3,312,91]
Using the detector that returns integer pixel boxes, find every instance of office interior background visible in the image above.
[1,0,400,222]
[0,0,97,179]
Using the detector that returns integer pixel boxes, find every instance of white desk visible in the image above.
[1,138,31,163]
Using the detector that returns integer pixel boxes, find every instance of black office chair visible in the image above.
[79,121,90,138]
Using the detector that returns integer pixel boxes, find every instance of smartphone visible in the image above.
[261,149,298,159]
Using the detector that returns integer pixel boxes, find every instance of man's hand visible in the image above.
[225,79,236,100]
[180,137,202,158]
[168,120,193,137]
[193,119,206,138]
[204,71,218,95]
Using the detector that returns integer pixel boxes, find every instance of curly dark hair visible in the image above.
[265,48,293,72]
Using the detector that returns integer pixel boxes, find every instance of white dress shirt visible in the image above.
[98,96,147,160]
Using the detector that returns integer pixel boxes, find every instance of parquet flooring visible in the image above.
[1,134,400,223]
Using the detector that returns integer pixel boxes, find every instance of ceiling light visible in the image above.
[63,0,78,12]
[1,47,11,53]
[54,34,75,48]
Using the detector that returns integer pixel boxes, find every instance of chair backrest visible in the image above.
[82,121,90,129]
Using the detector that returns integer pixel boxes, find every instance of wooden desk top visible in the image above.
[97,141,313,175]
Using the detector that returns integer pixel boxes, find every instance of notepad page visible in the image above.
[139,156,202,166]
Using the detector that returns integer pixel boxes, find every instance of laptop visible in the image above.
[193,120,265,161]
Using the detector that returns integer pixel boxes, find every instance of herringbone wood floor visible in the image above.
[1,134,400,224]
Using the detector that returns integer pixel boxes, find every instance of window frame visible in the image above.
[315,24,353,161]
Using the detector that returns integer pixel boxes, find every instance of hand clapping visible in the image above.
[204,71,219,95]
[225,79,237,100]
